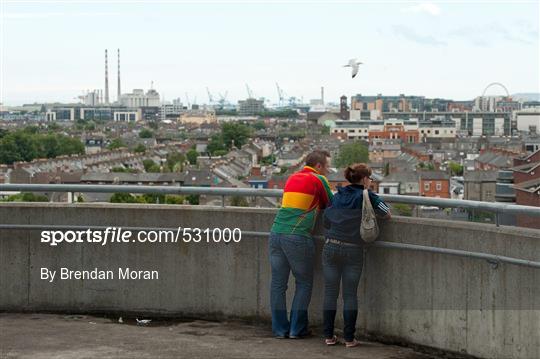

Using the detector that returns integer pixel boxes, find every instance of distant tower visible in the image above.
[340,95,348,118]
[321,86,324,105]
[117,49,121,102]
[104,49,110,104]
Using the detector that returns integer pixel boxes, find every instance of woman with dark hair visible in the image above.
[322,163,391,347]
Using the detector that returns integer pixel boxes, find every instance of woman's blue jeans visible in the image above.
[322,241,364,342]
[269,232,315,337]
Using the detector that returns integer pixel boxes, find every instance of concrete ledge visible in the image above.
[0,203,538,359]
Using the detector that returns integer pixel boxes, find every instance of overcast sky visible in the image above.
[1,0,539,105]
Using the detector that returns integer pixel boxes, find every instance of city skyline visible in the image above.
[1,1,539,105]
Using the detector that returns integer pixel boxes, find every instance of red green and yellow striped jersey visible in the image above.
[270,166,334,238]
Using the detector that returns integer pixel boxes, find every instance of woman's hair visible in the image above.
[344,163,372,184]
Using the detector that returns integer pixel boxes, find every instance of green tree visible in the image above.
[111,167,136,173]
[0,135,25,164]
[110,192,138,203]
[186,194,200,205]
[392,203,413,216]
[107,138,126,150]
[46,122,61,132]
[143,159,155,171]
[186,149,198,165]
[22,126,39,134]
[222,123,251,149]
[4,192,49,202]
[384,162,390,176]
[418,162,435,170]
[251,121,266,131]
[230,195,249,207]
[165,195,185,204]
[448,162,464,176]
[56,135,84,156]
[84,121,96,131]
[207,134,226,155]
[143,159,161,173]
[134,144,146,153]
[334,142,369,168]
[139,128,154,138]
[141,193,165,204]
[166,151,186,172]
[0,130,84,164]
[37,134,60,158]
[148,121,159,130]
[0,132,38,164]
[214,149,228,156]
[260,154,276,165]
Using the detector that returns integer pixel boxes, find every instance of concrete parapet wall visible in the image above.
[0,203,538,359]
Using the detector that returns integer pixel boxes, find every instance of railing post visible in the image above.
[221,195,225,207]
[496,211,500,227]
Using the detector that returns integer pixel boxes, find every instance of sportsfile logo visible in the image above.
[40,227,242,246]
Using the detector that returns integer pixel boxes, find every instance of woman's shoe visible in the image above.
[324,335,338,346]
[345,339,360,348]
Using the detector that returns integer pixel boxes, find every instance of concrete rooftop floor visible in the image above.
[0,313,443,359]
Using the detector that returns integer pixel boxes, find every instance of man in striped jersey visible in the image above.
[269,150,334,339]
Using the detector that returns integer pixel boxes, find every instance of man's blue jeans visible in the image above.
[322,241,364,342]
[269,232,315,337]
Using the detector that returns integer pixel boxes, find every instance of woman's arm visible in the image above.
[368,190,392,219]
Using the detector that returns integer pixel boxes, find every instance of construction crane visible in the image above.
[206,87,214,105]
[217,91,228,109]
[276,83,286,107]
[245,84,254,99]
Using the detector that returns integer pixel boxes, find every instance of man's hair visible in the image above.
[305,150,331,167]
[344,163,372,184]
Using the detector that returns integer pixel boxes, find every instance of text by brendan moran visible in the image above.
[40,267,159,282]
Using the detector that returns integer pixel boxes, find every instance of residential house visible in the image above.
[514,178,540,229]
[463,171,498,202]
[368,140,401,163]
[379,171,419,195]
[419,171,450,198]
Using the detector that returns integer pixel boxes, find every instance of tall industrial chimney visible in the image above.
[117,49,121,102]
[104,49,110,104]
[321,86,324,105]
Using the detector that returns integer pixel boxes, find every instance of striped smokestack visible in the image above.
[104,49,109,104]
[117,49,121,102]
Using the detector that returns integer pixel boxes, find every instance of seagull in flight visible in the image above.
[343,58,363,78]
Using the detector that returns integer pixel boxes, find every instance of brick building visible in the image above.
[368,122,419,144]
[514,179,540,229]
[512,149,540,229]
[419,171,450,198]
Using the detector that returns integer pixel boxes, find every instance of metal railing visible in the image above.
[0,224,538,269]
[1,183,539,219]
[1,184,539,270]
